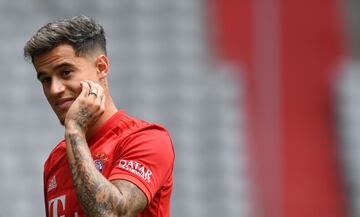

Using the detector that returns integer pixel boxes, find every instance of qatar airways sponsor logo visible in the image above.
[118,160,152,183]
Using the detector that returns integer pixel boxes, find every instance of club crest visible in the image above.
[94,153,108,173]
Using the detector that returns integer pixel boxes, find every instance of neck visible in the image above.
[86,96,118,139]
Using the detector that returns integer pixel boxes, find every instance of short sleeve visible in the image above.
[108,127,175,203]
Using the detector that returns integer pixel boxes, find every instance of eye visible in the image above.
[39,77,51,84]
[61,70,71,78]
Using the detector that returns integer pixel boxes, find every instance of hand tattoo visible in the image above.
[74,107,94,131]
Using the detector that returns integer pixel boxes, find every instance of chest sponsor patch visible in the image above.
[118,160,152,183]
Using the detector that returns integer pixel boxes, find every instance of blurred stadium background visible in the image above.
[0,0,358,217]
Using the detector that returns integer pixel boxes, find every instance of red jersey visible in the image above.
[44,111,175,217]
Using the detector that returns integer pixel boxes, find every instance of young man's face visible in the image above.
[33,44,100,125]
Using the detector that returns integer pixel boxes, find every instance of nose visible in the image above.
[49,77,65,96]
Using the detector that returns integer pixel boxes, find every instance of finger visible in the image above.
[80,81,90,98]
[91,84,104,111]
[93,82,104,98]
[86,81,104,117]
[97,87,105,106]
[88,80,103,99]
[88,81,105,109]
[88,89,98,98]
[88,80,101,90]
[85,80,98,98]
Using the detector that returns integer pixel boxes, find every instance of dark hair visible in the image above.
[24,15,107,62]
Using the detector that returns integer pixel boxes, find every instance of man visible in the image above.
[23,15,175,217]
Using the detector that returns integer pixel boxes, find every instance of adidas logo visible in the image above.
[47,176,57,192]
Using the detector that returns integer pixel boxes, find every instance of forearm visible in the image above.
[65,128,125,217]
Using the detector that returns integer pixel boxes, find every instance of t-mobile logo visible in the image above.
[48,195,78,217]
[48,195,66,217]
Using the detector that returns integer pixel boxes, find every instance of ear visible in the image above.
[95,55,109,80]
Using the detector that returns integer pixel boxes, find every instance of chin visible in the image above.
[56,113,66,126]
[55,110,67,126]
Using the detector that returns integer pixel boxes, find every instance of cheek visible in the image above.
[70,82,83,96]
[65,76,82,94]
[42,86,52,101]
[82,66,100,81]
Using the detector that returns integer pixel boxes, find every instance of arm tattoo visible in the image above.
[67,133,125,217]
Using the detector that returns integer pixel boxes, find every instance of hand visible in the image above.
[64,80,106,133]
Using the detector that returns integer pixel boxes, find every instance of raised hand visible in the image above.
[64,80,106,134]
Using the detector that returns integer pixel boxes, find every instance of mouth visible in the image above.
[55,98,75,110]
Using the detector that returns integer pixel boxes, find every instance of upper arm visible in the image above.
[111,179,148,217]
[108,127,174,216]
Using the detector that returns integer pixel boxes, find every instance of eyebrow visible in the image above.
[36,62,75,80]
